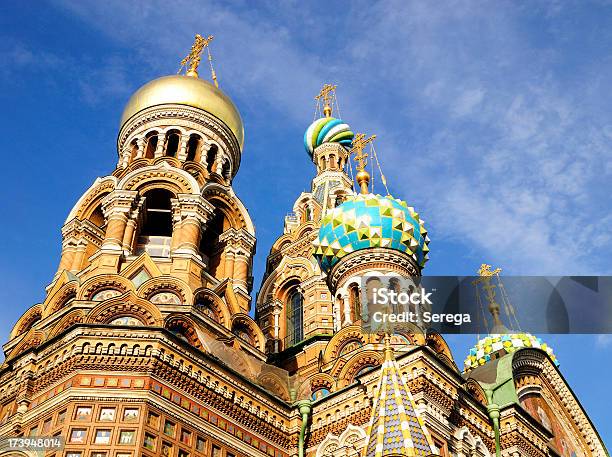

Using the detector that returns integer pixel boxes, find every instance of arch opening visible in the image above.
[135,189,174,257]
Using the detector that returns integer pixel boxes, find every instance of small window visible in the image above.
[178,450,189,457]
[118,430,135,445]
[99,408,116,422]
[180,429,191,445]
[211,446,221,457]
[69,428,87,444]
[42,418,52,434]
[91,452,107,457]
[143,433,156,451]
[94,429,112,444]
[66,453,82,457]
[116,453,132,457]
[163,420,175,437]
[74,406,92,421]
[56,410,67,425]
[123,408,139,422]
[161,442,172,457]
[146,412,159,429]
[28,425,39,437]
[196,437,206,451]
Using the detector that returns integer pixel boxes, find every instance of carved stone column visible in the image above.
[219,228,255,292]
[135,137,146,159]
[154,133,165,158]
[101,190,139,251]
[121,199,143,254]
[171,194,214,257]
[177,135,189,161]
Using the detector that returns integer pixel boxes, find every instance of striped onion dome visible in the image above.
[304,116,354,157]
[312,193,430,273]
[464,333,559,372]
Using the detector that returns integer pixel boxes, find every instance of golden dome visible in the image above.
[120,75,244,149]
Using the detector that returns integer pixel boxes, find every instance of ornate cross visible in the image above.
[179,34,216,83]
[315,83,337,117]
[350,133,376,172]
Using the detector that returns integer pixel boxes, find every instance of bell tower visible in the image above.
[57,34,255,305]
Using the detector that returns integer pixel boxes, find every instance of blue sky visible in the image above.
[0,0,610,447]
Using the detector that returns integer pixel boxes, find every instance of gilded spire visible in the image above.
[178,34,219,87]
[365,333,435,457]
[351,133,376,194]
[315,83,337,118]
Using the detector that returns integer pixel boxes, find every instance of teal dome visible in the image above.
[312,193,430,273]
[464,333,559,372]
[304,117,354,157]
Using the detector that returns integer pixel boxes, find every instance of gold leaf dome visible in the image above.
[120,75,244,149]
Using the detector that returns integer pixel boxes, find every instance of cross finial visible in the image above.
[350,133,376,194]
[178,34,218,87]
[315,83,337,117]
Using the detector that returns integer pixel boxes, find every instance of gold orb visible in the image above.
[120,75,244,149]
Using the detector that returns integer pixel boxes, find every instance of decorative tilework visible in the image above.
[464,333,559,372]
[365,344,435,457]
[304,117,354,156]
[313,193,430,272]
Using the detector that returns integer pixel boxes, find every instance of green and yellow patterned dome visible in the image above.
[464,333,559,372]
[312,193,430,273]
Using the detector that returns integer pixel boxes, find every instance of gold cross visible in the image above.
[351,133,376,172]
[179,34,215,78]
[315,83,337,117]
[477,264,502,277]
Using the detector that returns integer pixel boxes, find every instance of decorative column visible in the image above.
[171,194,214,257]
[70,239,89,273]
[121,199,143,254]
[154,133,165,158]
[218,229,255,292]
[135,137,146,159]
[101,190,139,251]
[215,155,224,175]
[177,135,189,161]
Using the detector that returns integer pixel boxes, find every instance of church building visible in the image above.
[0,35,606,457]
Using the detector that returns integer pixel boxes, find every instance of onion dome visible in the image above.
[304,117,354,157]
[463,333,559,372]
[312,193,430,273]
[120,75,244,149]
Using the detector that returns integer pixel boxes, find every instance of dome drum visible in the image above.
[117,104,240,178]
[117,75,244,177]
[327,247,421,293]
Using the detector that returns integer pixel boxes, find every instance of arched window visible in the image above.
[389,278,401,313]
[129,139,139,161]
[186,134,202,162]
[136,189,174,257]
[144,131,158,159]
[89,203,106,229]
[286,288,303,346]
[199,210,225,278]
[206,144,218,173]
[348,283,361,322]
[165,130,181,157]
[194,294,220,323]
[329,154,336,170]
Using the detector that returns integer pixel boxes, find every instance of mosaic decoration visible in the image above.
[365,345,434,457]
[312,193,430,273]
[464,333,559,372]
[304,117,354,156]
